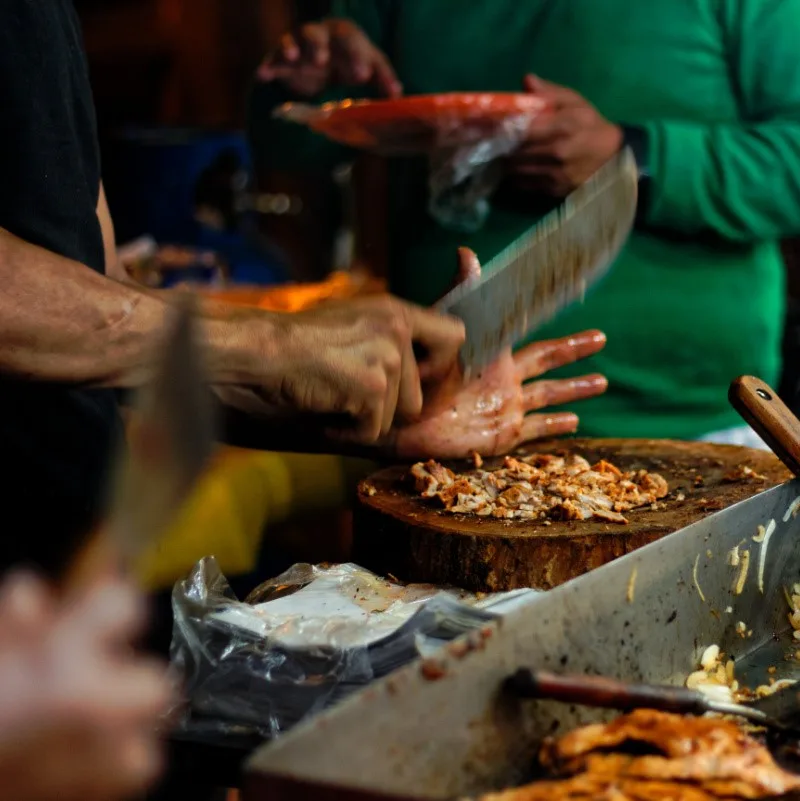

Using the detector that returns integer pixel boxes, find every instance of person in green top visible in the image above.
[249,0,800,446]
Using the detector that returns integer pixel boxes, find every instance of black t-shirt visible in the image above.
[0,1,121,575]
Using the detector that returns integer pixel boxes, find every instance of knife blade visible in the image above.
[436,147,638,378]
[107,293,216,569]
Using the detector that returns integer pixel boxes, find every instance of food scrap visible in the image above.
[686,641,795,706]
[787,584,800,641]
[692,554,707,604]
[733,549,750,596]
[626,567,638,604]
[724,464,768,483]
[478,710,800,800]
[783,496,800,523]
[756,519,775,595]
[410,454,668,523]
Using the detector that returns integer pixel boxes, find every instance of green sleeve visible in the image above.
[247,0,392,175]
[642,0,800,242]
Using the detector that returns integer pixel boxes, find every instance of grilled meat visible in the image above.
[480,710,800,800]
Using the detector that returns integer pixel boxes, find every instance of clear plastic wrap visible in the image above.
[170,557,539,741]
[275,93,548,233]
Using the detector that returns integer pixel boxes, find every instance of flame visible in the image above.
[204,272,386,312]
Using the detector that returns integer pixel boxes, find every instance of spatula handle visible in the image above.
[505,669,709,716]
[729,376,800,476]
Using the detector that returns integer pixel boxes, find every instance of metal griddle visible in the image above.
[243,379,800,800]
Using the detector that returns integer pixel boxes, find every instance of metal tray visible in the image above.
[245,479,800,800]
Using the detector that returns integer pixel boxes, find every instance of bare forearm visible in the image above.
[0,228,271,388]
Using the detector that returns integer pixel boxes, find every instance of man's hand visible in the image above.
[234,296,465,445]
[0,573,172,801]
[509,74,623,198]
[257,19,401,98]
[390,248,607,459]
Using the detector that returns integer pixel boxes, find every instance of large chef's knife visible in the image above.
[436,147,638,378]
[107,294,216,570]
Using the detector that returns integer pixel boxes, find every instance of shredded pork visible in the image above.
[411,453,668,524]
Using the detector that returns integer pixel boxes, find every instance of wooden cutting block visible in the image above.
[353,439,790,592]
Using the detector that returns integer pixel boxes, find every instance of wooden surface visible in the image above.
[353,439,791,592]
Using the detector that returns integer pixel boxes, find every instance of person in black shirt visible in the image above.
[0,1,468,579]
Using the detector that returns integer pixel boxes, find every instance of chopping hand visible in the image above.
[392,248,608,460]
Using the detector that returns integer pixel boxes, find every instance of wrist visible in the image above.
[201,306,288,386]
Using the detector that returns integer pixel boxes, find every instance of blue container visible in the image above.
[103,128,287,286]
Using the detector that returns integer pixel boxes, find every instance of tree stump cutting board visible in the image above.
[353,439,790,592]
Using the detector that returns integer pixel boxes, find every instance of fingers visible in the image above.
[520,411,580,442]
[522,373,608,413]
[370,49,403,97]
[0,572,53,646]
[256,24,330,86]
[380,343,402,438]
[64,580,146,649]
[397,336,424,422]
[455,246,482,286]
[298,24,331,67]
[409,306,466,381]
[330,25,401,96]
[514,330,606,378]
[523,73,582,108]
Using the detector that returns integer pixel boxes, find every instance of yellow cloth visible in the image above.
[134,449,374,592]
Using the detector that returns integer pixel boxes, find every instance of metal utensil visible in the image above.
[505,668,800,733]
[436,148,638,378]
[107,293,216,569]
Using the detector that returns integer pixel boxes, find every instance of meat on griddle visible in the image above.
[480,710,800,800]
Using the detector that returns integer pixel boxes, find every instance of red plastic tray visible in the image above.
[297,92,549,153]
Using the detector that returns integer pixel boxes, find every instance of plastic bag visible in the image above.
[170,557,539,741]
[275,93,547,233]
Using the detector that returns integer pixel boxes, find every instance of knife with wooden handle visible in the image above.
[436,148,638,379]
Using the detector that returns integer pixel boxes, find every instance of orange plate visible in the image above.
[304,93,548,153]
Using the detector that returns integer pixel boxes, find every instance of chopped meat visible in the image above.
[409,459,455,497]
[479,710,800,801]
[410,453,668,525]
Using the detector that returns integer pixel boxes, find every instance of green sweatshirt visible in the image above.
[249,0,800,439]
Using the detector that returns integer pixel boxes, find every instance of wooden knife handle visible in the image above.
[729,376,800,477]
[504,669,708,716]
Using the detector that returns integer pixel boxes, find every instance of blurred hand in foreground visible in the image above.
[0,572,172,801]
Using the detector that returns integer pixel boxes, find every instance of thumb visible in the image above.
[523,73,579,107]
[523,73,553,95]
[454,247,481,288]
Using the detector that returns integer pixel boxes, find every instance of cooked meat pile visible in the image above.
[410,453,669,524]
[479,710,800,800]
